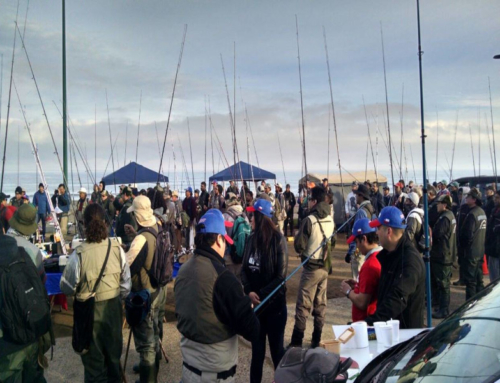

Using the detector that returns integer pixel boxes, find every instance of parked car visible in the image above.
[355,279,500,382]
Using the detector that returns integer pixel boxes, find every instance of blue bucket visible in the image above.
[172,262,182,278]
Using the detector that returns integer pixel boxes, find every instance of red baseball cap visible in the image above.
[394,182,404,188]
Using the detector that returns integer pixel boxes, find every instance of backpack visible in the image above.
[0,246,52,345]
[275,347,352,383]
[137,224,174,288]
[230,215,251,263]
[408,209,433,252]
[180,211,190,229]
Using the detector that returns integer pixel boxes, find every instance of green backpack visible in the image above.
[180,211,190,228]
[230,216,251,264]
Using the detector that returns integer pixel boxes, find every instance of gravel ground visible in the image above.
[45,234,479,382]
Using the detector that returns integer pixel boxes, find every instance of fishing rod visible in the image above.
[277,133,287,185]
[255,211,358,313]
[478,109,481,176]
[177,135,191,188]
[221,53,244,185]
[101,134,120,181]
[0,54,3,157]
[380,22,395,188]
[399,84,404,180]
[450,111,458,181]
[69,143,75,194]
[204,96,207,183]
[0,1,21,193]
[362,96,378,181]
[469,124,476,177]
[94,105,97,180]
[341,166,361,183]
[485,113,495,174]
[208,97,215,183]
[105,90,117,192]
[13,80,68,253]
[296,16,308,186]
[156,24,187,187]
[365,140,369,180]
[246,106,260,168]
[209,111,232,173]
[488,77,498,183]
[323,26,347,207]
[327,103,331,179]
[238,77,257,193]
[17,125,20,185]
[187,118,195,187]
[435,111,439,182]
[124,120,128,167]
[172,143,177,191]
[134,90,142,185]
[71,138,83,188]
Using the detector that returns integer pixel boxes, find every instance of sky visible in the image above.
[0,0,499,186]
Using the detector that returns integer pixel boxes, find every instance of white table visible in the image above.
[332,325,427,374]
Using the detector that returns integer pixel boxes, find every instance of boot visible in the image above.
[432,308,449,319]
[310,328,322,349]
[138,364,156,383]
[452,279,465,286]
[288,328,304,348]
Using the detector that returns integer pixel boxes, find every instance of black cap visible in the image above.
[0,192,10,202]
[15,186,22,194]
[39,183,44,188]
[355,184,371,200]
[322,178,328,182]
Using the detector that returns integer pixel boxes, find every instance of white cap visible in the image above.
[79,187,87,194]
[407,192,420,206]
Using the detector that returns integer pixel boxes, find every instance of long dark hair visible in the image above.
[252,211,281,258]
[84,204,108,243]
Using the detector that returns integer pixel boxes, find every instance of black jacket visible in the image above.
[428,198,440,228]
[241,233,288,307]
[199,190,209,210]
[283,191,296,212]
[370,191,385,216]
[485,196,495,219]
[486,207,500,260]
[459,205,487,260]
[430,209,456,265]
[365,235,425,329]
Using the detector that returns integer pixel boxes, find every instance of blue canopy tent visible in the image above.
[209,161,276,182]
[101,162,168,185]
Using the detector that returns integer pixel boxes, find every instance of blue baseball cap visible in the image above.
[246,198,273,218]
[185,187,193,194]
[347,218,376,244]
[369,206,406,230]
[197,209,234,244]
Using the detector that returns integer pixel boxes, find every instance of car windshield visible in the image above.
[380,281,500,383]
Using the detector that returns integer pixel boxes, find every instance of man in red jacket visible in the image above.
[341,218,382,322]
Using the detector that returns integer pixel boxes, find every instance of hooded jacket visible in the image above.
[241,233,288,306]
[404,207,425,251]
[294,201,334,271]
[365,235,425,329]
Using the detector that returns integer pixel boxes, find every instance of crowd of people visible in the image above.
[0,175,498,383]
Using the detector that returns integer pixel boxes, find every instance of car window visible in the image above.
[384,318,500,382]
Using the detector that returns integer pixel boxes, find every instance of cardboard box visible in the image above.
[319,339,341,354]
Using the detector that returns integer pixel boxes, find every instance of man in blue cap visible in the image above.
[175,209,259,383]
[365,206,425,329]
[340,218,382,322]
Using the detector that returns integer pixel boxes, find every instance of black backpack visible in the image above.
[275,347,352,383]
[137,223,174,288]
[0,246,52,345]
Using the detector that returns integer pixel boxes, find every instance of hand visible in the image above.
[248,292,261,306]
[124,224,137,237]
[345,279,357,288]
[340,281,351,296]
[344,253,351,263]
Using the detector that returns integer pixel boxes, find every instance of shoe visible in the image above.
[288,328,304,348]
[132,363,139,374]
[311,328,322,349]
[432,308,449,319]
[452,280,465,286]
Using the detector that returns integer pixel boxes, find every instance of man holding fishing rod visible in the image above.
[290,186,334,348]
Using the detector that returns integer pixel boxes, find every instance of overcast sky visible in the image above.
[0,0,499,183]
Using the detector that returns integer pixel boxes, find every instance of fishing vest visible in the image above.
[76,240,123,302]
[430,209,456,265]
[303,214,334,261]
[463,206,487,259]
[359,202,376,220]
[175,253,235,345]
[131,226,158,294]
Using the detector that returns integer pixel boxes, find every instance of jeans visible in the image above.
[37,213,46,237]
[250,301,287,383]
[488,257,500,283]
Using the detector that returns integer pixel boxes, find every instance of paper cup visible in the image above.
[378,325,393,348]
[352,321,369,348]
[387,319,400,343]
[373,321,386,340]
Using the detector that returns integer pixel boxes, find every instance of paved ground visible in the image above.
[45,234,480,383]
